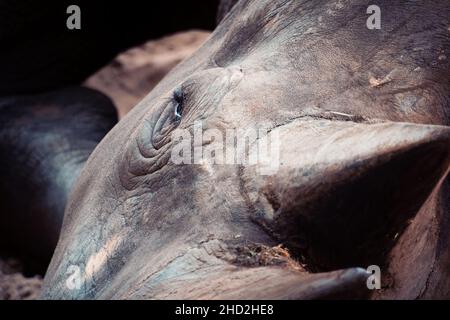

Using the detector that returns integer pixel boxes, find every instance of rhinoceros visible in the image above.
[35,0,450,299]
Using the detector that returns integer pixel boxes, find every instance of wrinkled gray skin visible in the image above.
[42,0,450,299]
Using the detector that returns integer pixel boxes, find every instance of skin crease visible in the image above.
[42,0,450,299]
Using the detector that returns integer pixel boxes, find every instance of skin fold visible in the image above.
[37,0,450,299]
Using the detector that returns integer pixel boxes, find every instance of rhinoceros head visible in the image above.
[42,0,450,299]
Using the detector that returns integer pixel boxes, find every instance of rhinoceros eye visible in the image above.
[173,87,184,121]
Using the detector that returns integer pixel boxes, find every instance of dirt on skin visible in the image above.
[0,30,210,300]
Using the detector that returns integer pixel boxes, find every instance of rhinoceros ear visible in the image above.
[243,119,450,271]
